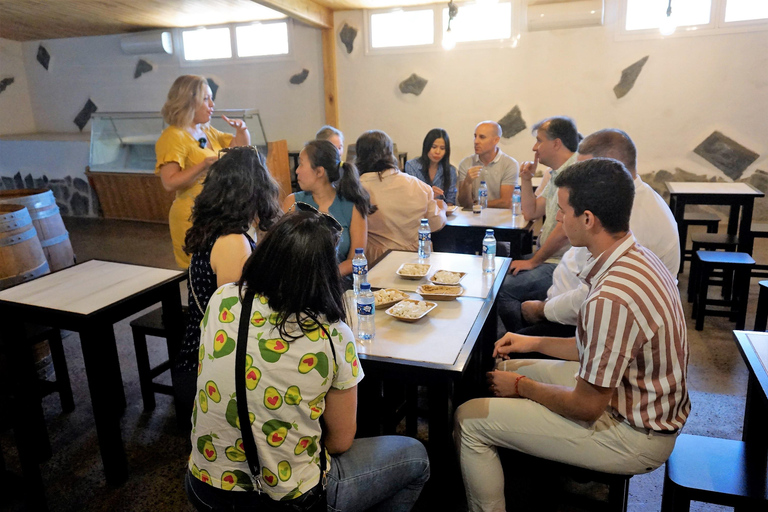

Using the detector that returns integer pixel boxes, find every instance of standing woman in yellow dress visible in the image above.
[155,75,251,268]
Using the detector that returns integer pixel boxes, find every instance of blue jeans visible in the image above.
[496,261,556,334]
[185,436,429,512]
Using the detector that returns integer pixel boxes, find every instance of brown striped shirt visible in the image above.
[576,233,689,432]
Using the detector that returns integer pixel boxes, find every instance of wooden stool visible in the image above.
[754,280,768,332]
[130,306,186,410]
[691,251,754,331]
[25,324,74,413]
[661,434,768,511]
[687,233,739,302]
[678,211,720,273]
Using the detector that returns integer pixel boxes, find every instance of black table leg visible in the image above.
[727,204,740,238]
[670,196,686,274]
[101,327,126,412]
[737,199,755,256]
[79,325,128,484]
[161,286,187,428]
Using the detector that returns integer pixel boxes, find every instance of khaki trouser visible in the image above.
[454,359,680,512]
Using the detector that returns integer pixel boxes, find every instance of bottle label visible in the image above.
[479,190,488,198]
[357,303,373,315]
[418,232,431,242]
[353,264,368,276]
[483,244,496,256]
[512,196,521,203]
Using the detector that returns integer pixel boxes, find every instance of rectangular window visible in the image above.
[442,2,513,43]
[236,22,289,57]
[725,0,768,23]
[182,27,232,61]
[370,9,435,48]
[625,0,712,31]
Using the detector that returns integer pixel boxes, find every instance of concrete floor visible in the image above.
[1,217,765,511]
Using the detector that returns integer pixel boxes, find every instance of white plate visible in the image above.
[384,299,437,322]
[396,263,431,280]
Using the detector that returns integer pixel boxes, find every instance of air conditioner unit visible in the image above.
[527,0,604,31]
[120,31,173,55]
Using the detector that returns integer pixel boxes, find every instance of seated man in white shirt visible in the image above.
[518,129,680,337]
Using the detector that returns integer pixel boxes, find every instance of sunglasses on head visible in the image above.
[288,201,343,236]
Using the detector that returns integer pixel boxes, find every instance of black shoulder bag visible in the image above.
[234,289,329,512]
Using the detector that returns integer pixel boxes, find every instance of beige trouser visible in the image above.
[454,359,680,512]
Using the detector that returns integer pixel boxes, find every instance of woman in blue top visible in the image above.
[282,139,375,279]
[405,128,457,205]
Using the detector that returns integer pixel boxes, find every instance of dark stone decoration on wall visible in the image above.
[290,69,309,85]
[0,172,99,218]
[693,131,759,180]
[134,59,153,79]
[498,106,527,139]
[207,78,219,101]
[613,56,649,99]
[73,99,98,131]
[399,74,428,96]
[0,77,14,94]
[37,45,51,70]
[339,24,357,54]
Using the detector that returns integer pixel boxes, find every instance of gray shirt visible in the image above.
[457,149,519,203]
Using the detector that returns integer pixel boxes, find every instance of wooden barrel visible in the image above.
[0,204,50,290]
[0,189,75,271]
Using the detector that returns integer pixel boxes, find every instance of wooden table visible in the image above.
[354,250,511,459]
[0,260,186,486]
[667,182,764,271]
[432,208,532,259]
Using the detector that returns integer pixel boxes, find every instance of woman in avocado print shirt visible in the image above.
[186,211,430,510]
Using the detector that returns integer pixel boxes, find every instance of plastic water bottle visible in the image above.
[478,181,488,210]
[352,248,367,296]
[482,229,496,273]
[418,218,432,259]
[512,185,522,217]
[357,283,375,343]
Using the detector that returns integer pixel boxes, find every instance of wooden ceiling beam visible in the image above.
[254,0,333,29]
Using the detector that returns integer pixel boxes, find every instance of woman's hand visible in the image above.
[493,333,539,359]
[222,115,248,134]
[432,185,445,197]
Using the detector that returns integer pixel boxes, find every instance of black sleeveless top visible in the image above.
[176,233,256,372]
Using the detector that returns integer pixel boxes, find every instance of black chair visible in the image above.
[686,233,738,303]
[754,280,768,331]
[750,223,768,279]
[677,211,721,273]
[691,251,754,331]
[661,434,768,511]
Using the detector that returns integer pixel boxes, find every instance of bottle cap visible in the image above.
[361,283,371,290]
[355,248,364,254]
[421,218,428,223]
[480,181,486,185]
[486,229,494,235]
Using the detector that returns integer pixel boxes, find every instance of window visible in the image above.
[370,9,434,48]
[725,0,768,23]
[441,2,513,43]
[624,0,712,32]
[180,20,291,63]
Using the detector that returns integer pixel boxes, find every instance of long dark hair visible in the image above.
[184,147,281,254]
[354,130,400,177]
[238,211,346,340]
[417,128,451,191]
[304,139,376,217]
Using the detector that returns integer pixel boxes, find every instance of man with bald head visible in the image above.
[457,121,519,209]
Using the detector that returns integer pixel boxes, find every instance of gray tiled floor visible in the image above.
[1,218,765,511]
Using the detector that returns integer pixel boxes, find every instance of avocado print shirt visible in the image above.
[188,283,364,500]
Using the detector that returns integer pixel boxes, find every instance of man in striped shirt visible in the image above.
[455,158,689,512]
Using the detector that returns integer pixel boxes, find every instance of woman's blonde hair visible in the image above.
[161,75,210,127]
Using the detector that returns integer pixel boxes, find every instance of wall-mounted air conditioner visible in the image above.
[120,31,173,55]
[527,0,604,31]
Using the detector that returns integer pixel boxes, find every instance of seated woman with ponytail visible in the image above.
[282,139,375,279]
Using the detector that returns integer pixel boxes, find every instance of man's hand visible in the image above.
[519,155,539,182]
[465,165,483,182]
[493,332,538,359]
[521,300,546,324]
[508,258,539,275]
[487,370,523,397]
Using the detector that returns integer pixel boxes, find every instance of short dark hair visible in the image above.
[238,210,346,340]
[578,129,637,174]
[184,147,281,254]
[553,158,634,234]
[532,116,579,153]
[354,130,400,176]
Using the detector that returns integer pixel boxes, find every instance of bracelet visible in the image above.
[514,375,528,396]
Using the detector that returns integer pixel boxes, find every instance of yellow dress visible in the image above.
[155,125,234,268]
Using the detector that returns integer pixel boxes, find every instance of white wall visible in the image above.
[0,38,36,134]
[334,4,768,180]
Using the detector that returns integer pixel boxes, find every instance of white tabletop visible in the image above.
[0,260,184,315]
[345,291,485,366]
[666,182,763,196]
[367,251,506,299]
[446,207,529,229]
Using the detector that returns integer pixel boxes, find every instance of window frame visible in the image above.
[617,0,768,41]
[176,18,294,67]
[364,1,521,56]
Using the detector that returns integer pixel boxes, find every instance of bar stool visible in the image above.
[754,280,768,332]
[661,434,768,511]
[130,306,187,410]
[678,211,721,273]
[691,251,754,331]
[686,233,739,303]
